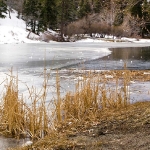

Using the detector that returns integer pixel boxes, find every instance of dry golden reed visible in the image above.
[0,69,135,149]
[0,70,25,138]
[0,69,51,140]
[54,70,131,129]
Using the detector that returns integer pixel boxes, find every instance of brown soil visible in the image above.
[67,101,150,150]
[30,101,150,150]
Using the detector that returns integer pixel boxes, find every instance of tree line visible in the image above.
[1,0,150,39]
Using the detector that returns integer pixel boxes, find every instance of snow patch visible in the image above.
[76,38,109,43]
[0,9,40,44]
[1,9,150,44]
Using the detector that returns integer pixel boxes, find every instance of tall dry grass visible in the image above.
[0,69,132,149]
[24,68,50,140]
[0,68,51,140]
[0,70,25,138]
[54,70,131,131]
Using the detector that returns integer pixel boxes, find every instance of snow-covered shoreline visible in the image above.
[1,9,150,44]
[0,9,41,44]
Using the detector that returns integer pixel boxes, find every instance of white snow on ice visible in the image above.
[76,38,109,43]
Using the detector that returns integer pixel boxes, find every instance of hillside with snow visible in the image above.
[0,9,40,44]
[1,9,150,44]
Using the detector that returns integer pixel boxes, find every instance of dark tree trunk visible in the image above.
[60,0,65,41]
[8,7,11,19]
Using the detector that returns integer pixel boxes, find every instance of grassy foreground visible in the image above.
[0,70,149,149]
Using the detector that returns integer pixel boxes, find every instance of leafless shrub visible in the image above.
[65,19,113,39]
[112,27,123,37]
[65,20,87,36]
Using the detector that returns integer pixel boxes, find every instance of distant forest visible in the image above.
[1,0,150,40]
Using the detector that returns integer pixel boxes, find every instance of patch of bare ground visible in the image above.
[72,101,150,150]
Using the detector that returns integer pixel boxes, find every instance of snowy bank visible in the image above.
[76,38,110,43]
[0,9,41,44]
[1,9,150,44]
[76,37,150,43]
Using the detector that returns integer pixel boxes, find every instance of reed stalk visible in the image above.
[0,69,133,150]
[0,70,25,138]
[54,70,131,129]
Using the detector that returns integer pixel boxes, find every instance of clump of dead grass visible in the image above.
[0,70,25,138]
[53,70,131,132]
[0,68,51,141]
[1,69,150,150]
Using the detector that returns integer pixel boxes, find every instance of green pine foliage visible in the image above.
[114,12,124,26]
[130,0,143,18]
[142,0,150,20]
[64,0,77,22]
[23,0,39,18]
[56,0,77,40]
[56,0,77,25]
[93,0,101,13]
[0,0,7,18]
[23,0,40,33]
[23,0,58,33]
[78,0,91,18]
[40,0,57,30]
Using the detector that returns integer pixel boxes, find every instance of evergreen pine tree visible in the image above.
[78,0,91,18]
[142,0,150,20]
[78,0,85,18]
[130,0,143,18]
[84,1,91,13]
[23,0,40,33]
[0,0,7,18]
[94,0,101,13]
[40,0,57,30]
[57,0,77,41]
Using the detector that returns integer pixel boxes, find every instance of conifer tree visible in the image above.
[93,0,101,13]
[40,0,57,30]
[142,0,150,20]
[78,0,91,18]
[0,0,7,18]
[130,0,143,18]
[57,0,77,41]
[23,0,40,33]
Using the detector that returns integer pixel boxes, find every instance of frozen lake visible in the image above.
[0,42,150,102]
[0,42,150,70]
